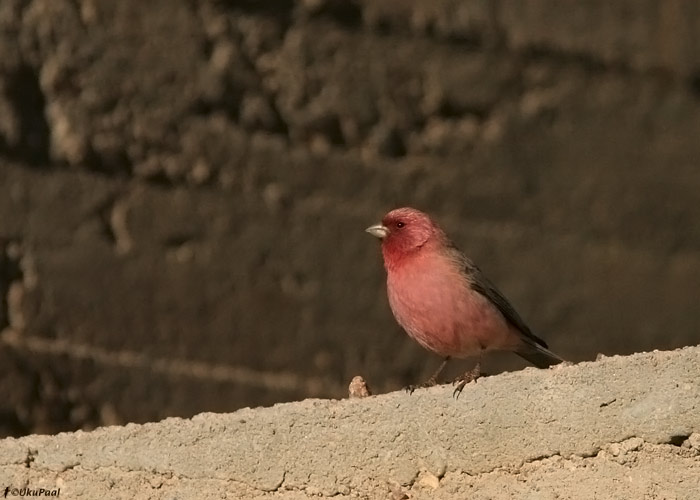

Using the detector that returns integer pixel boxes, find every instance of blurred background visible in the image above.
[1,0,699,437]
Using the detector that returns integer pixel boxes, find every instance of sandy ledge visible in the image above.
[1,346,699,499]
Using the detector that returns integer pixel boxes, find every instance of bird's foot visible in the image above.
[404,376,438,395]
[452,363,482,399]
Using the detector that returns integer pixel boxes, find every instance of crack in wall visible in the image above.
[3,64,51,166]
[24,448,37,469]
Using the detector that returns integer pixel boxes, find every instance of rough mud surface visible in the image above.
[1,347,699,499]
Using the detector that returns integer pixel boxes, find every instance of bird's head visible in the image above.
[366,207,443,264]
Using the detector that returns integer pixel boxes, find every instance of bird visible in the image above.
[366,207,564,396]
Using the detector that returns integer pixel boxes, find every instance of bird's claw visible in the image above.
[451,364,482,399]
[404,376,438,395]
[452,381,467,399]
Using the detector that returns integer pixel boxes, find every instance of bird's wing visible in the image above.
[447,244,550,348]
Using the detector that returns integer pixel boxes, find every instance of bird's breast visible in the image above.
[386,253,513,357]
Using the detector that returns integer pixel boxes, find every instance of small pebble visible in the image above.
[348,376,371,398]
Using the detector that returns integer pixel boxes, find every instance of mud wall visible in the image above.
[1,0,700,436]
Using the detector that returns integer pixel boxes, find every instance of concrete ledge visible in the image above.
[1,346,699,499]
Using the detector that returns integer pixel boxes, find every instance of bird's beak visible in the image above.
[365,224,389,239]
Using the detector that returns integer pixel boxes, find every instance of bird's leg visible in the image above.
[452,357,483,399]
[425,356,451,386]
[406,356,450,394]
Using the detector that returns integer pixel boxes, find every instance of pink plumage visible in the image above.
[366,207,563,390]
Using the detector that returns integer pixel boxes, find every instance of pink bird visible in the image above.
[366,207,563,396]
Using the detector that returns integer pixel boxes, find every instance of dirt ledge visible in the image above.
[0,346,698,499]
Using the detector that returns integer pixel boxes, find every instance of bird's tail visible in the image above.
[515,340,565,368]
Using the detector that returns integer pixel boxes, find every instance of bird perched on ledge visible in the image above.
[366,207,564,396]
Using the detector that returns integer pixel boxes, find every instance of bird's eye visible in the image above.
[396,222,405,228]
